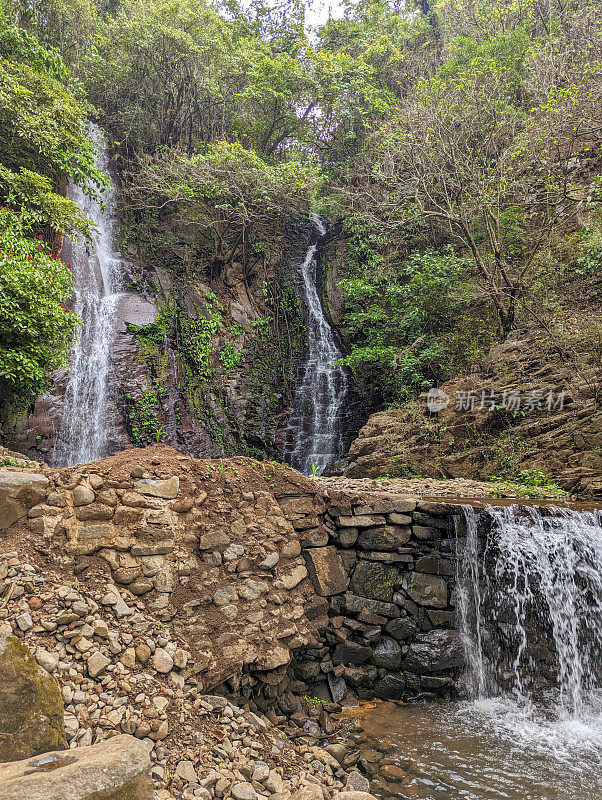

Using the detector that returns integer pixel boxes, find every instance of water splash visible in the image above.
[457,504,602,752]
[283,214,349,475]
[53,124,125,466]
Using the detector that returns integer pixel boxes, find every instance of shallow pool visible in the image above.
[345,695,602,800]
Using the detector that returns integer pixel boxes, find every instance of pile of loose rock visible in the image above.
[0,550,369,800]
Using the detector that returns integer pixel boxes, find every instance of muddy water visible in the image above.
[345,698,602,800]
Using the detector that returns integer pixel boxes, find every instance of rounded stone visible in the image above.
[152,648,174,674]
[73,485,95,506]
[372,637,402,670]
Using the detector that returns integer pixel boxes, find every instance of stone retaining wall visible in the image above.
[274,491,464,705]
[1,449,482,711]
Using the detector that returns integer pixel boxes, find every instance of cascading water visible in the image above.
[348,505,602,800]
[457,505,602,722]
[283,214,349,475]
[53,124,125,466]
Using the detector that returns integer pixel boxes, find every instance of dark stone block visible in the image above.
[344,665,378,687]
[333,641,372,665]
[385,617,420,640]
[372,637,402,670]
[357,525,411,551]
[374,673,406,699]
[404,629,464,673]
[414,555,455,576]
[413,512,451,530]
[350,561,397,602]
[344,592,400,619]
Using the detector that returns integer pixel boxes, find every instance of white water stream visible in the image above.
[349,505,602,799]
[53,124,125,466]
[283,214,349,475]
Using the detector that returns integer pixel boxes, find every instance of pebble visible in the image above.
[153,648,174,673]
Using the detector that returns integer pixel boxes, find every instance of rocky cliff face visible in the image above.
[8,216,317,466]
[345,323,602,498]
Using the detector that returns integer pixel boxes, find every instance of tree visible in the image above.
[0,5,105,242]
[127,140,322,274]
[343,21,602,333]
[0,207,77,410]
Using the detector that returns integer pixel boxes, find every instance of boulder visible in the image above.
[372,637,402,670]
[404,629,464,673]
[0,471,48,530]
[0,634,66,762]
[374,673,406,699]
[0,734,152,800]
[304,547,349,596]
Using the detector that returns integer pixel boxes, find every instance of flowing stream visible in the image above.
[283,214,349,475]
[53,124,125,466]
[346,505,602,800]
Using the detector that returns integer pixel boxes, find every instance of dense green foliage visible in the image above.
[2,0,602,426]
[0,4,103,415]
[0,207,77,405]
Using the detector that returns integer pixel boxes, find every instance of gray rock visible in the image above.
[86,651,110,678]
[259,552,279,569]
[15,612,33,631]
[0,734,152,799]
[346,771,370,792]
[152,648,174,673]
[36,648,59,672]
[405,572,448,608]
[404,629,464,673]
[213,586,237,606]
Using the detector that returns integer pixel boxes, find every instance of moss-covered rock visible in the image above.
[0,633,66,762]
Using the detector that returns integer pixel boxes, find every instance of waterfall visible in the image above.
[457,504,602,744]
[283,214,350,475]
[53,124,125,466]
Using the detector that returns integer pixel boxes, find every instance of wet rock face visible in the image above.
[0,734,152,800]
[0,634,66,762]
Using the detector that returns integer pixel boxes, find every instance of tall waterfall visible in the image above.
[457,504,602,744]
[283,215,349,475]
[53,124,125,466]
